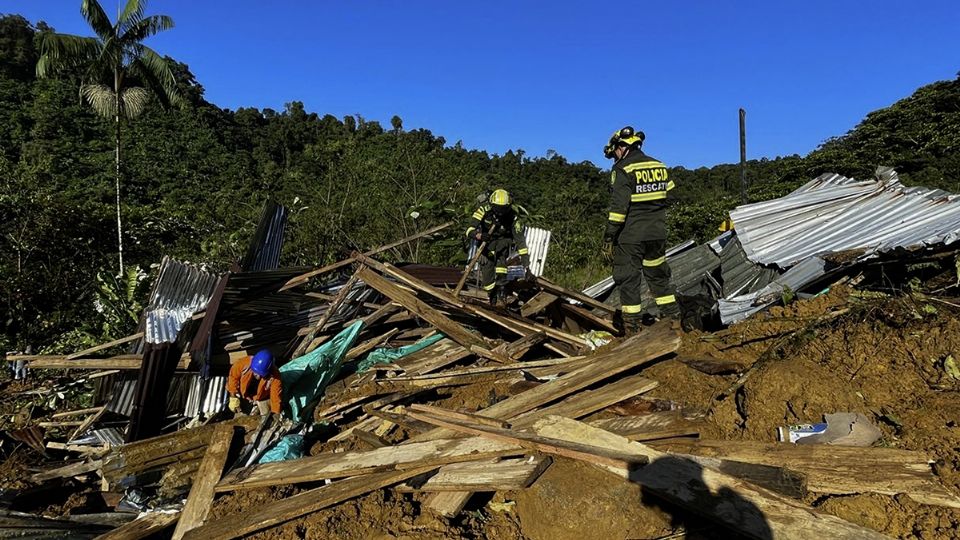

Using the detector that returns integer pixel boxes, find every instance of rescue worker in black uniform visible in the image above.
[465,189,530,304]
[603,126,680,334]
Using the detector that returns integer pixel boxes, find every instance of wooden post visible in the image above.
[739,108,747,204]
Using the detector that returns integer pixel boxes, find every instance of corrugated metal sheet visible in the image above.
[731,169,960,268]
[524,226,551,277]
[466,226,552,278]
[720,237,780,298]
[718,256,832,324]
[240,200,289,272]
[104,376,137,416]
[184,374,227,417]
[137,257,222,346]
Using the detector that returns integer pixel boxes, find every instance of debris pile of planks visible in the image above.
[7,249,960,539]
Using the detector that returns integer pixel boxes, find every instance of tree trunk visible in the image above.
[114,72,124,276]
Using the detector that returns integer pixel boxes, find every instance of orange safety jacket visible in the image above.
[227,356,283,414]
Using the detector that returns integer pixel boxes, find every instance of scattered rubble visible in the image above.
[3,172,960,539]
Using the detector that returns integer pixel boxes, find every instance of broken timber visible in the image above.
[171,423,237,540]
[532,415,890,540]
[395,456,551,492]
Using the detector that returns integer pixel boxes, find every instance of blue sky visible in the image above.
[5,1,960,167]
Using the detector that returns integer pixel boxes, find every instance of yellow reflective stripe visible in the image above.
[655,295,676,305]
[465,226,476,237]
[495,267,508,274]
[622,161,665,173]
[666,180,675,191]
[622,304,644,314]
[642,256,666,267]
[517,248,529,255]
[630,192,668,202]
[483,282,497,291]
[472,210,485,220]
[608,212,626,223]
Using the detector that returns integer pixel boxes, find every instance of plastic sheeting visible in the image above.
[279,321,364,422]
[258,434,306,464]
[356,333,446,373]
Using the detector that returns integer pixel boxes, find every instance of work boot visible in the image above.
[622,314,643,336]
[488,286,501,307]
[659,302,681,321]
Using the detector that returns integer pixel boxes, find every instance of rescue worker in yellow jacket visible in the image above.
[603,126,680,334]
[465,189,530,305]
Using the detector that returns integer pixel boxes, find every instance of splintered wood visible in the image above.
[21,251,953,540]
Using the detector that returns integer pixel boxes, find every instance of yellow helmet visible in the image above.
[489,189,511,206]
[603,125,645,158]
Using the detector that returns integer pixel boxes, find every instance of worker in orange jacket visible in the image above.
[227,349,283,416]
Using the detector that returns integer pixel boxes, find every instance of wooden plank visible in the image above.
[344,328,400,361]
[95,511,179,540]
[185,467,436,540]
[66,333,144,360]
[532,416,889,540]
[51,407,103,419]
[536,276,617,314]
[215,437,521,492]
[559,302,618,334]
[388,355,583,382]
[295,269,361,356]
[30,459,102,483]
[402,343,473,376]
[356,266,504,361]
[38,421,83,428]
[651,439,960,509]
[502,331,547,360]
[426,491,472,517]
[406,410,648,471]
[279,221,454,292]
[356,255,588,350]
[520,291,559,318]
[171,424,237,540]
[408,404,510,429]
[396,456,551,492]
[512,373,659,427]
[10,354,188,371]
[353,430,390,449]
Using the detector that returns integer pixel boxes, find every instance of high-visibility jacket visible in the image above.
[465,203,530,266]
[605,150,674,243]
[227,356,283,414]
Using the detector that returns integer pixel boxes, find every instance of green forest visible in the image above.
[1,13,959,353]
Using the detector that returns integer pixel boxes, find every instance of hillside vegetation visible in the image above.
[1,14,958,350]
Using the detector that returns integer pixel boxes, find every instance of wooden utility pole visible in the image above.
[739,108,747,204]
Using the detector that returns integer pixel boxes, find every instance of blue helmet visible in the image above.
[250,349,274,377]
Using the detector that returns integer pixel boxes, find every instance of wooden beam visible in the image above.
[408,404,511,429]
[95,511,180,540]
[52,407,104,419]
[406,410,647,471]
[388,356,583,382]
[356,266,504,361]
[171,424,237,540]
[295,269,361,356]
[30,459,102,483]
[536,276,617,314]
[512,373,658,427]
[279,221,454,292]
[501,331,547,360]
[185,467,436,540]
[651,439,960,509]
[396,456,551,492]
[66,333,143,360]
[589,412,701,442]
[559,302,618,334]
[9,354,189,371]
[520,291,559,318]
[215,437,521,492]
[532,416,889,540]
[344,328,400,361]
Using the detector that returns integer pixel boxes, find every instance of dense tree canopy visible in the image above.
[1,14,958,351]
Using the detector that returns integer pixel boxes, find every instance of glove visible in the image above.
[602,239,614,262]
[228,396,241,413]
[478,232,490,243]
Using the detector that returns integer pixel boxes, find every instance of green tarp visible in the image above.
[356,332,446,373]
[279,320,364,422]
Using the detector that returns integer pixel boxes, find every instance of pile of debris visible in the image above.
[3,171,960,539]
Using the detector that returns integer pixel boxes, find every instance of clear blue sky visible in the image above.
[5,1,960,168]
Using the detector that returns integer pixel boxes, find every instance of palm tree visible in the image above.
[36,0,183,274]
